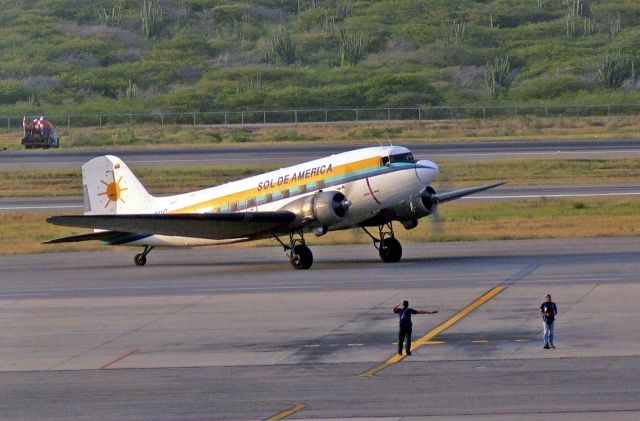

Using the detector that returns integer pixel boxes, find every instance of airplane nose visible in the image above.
[415,160,439,184]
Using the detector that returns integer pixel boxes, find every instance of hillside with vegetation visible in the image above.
[1,0,640,117]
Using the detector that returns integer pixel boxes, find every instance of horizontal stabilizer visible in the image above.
[437,181,506,203]
[43,230,131,244]
[47,212,296,240]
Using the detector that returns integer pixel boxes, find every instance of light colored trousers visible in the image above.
[543,320,554,345]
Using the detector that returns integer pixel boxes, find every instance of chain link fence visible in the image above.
[4,104,640,131]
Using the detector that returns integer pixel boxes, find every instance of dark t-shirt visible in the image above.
[540,301,557,322]
[395,307,418,328]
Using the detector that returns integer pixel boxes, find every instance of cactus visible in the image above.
[441,20,466,48]
[126,79,137,101]
[583,17,597,36]
[339,29,369,66]
[271,25,296,65]
[247,73,264,93]
[140,0,163,39]
[565,14,576,37]
[609,14,621,38]
[597,50,634,89]
[97,2,123,26]
[485,56,511,99]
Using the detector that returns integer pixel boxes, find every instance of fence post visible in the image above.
[482,107,486,119]
[450,107,453,120]
[224,112,227,125]
[294,110,298,123]
[387,108,391,120]
[325,109,328,123]
[418,107,421,121]
[99,115,102,126]
[7,117,9,130]
[241,112,244,124]
[355,108,359,121]
[193,112,196,125]
[67,116,70,129]
[263,111,266,124]
[161,113,164,125]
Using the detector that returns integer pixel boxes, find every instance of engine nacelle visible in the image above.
[283,191,351,233]
[389,187,437,229]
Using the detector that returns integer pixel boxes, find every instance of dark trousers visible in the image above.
[398,325,412,354]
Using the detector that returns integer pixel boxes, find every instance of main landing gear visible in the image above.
[274,230,313,270]
[363,222,403,263]
[134,245,154,266]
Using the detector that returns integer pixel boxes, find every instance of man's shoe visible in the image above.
[543,345,550,349]
[406,351,412,356]
[550,344,555,349]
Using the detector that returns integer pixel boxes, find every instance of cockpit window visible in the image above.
[389,153,415,163]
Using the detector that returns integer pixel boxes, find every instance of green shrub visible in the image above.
[0,80,33,104]
[510,76,585,100]
[228,128,253,142]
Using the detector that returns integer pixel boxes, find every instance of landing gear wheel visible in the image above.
[379,237,402,263]
[134,254,147,266]
[290,244,313,270]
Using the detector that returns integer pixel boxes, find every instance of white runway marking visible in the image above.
[0,205,82,210]
[466,192,640,199]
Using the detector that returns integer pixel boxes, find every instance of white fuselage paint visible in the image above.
[119,146,438,247]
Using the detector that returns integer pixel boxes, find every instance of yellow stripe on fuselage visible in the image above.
[171,155,382,214]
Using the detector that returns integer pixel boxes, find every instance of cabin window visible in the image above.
[298,184,307,194]
[381,156,390,166]
[389,153,415,163]
[316,180,324,189]
[214,207,221,213]
[246,197,256,208]
[229,201,238,212]
[265,193,272,203]
[281,189,290,198]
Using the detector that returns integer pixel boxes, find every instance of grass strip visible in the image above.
[3,158,640,197]
[4,197,639,255]
[3,116,640,151]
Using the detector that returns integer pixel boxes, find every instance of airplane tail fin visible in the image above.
[82,155,155,215]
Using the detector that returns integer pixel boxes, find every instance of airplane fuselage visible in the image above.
[124,146,438,247]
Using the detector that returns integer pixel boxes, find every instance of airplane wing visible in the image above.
[46,212,296,242]
[44,230,133,244]
[436,181,506,203]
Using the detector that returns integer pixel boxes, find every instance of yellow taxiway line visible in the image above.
[359,285,507,377]
[266,402,307,420]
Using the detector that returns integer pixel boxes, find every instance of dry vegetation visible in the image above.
[2,115,640,150]
[3,157,640,197]
[4,197,639,255]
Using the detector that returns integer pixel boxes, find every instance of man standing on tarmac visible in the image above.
[393,300,438,356]
[540,294,558,349]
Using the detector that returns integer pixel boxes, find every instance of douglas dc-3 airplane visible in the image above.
[46,146,504,269]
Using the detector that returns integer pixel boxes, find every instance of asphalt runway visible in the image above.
[2,238,640,420]
[3,184,640,212]
[2,138,640,170]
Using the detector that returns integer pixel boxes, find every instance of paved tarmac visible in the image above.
[1,238,640,420]
[2,139,640,170]
[2,184,640,212]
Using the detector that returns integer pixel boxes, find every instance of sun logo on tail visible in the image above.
[98,170,128,208]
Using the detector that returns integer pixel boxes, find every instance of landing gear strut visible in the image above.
[274,230,313,270]
[134,245,154,266]
[363,222,403,263]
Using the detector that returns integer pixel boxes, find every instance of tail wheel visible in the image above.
[379,237,402,263]
[134,254,147,266]
[290,244,313,270]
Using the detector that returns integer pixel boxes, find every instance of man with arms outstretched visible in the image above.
[393,300,438,356]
